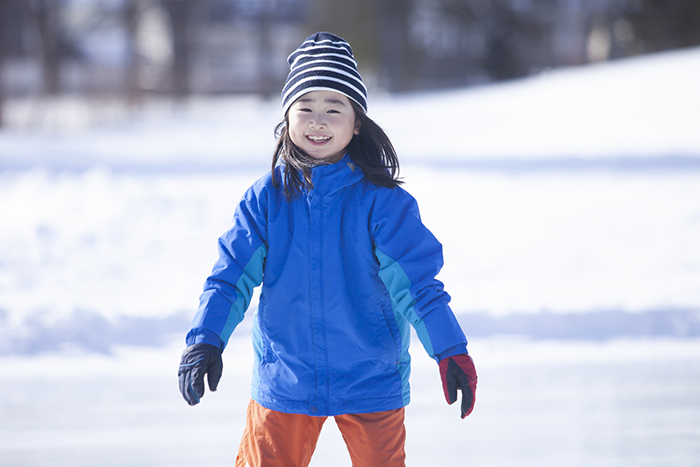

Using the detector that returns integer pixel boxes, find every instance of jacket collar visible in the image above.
[309,153,364,197]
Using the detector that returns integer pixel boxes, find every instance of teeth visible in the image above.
[308,136,330,143]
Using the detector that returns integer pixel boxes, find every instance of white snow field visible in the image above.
[1,46,700,466]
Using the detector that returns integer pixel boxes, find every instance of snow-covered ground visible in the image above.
[2,336,699,466]
[1,46,700,466]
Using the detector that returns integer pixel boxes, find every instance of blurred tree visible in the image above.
[0,0,7,127]
[161,0,195,96]
[376,0,418,92]
[25,0,65,95]
[625,0,700,54]
[303,0,425,92]
[123,0,141,102]
[304,0,382,87]
[2,0,699,106]
[483,2,524,80]
[255,1,277,98]
[409,0,535,88]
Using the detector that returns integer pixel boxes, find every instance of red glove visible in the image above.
[439,354,477,418]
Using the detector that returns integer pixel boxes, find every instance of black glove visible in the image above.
[178,343,223,406]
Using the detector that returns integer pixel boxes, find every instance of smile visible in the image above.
[307,135,331,143]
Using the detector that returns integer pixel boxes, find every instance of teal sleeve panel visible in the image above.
[186,178,269,349]
[375,248,435,357]
[371,187,467,360]
[187,241,267,350]
[220,243,267,344]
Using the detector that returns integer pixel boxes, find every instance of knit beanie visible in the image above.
[281,32,368,116]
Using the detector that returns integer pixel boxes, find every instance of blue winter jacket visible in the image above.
[186,153,467,416]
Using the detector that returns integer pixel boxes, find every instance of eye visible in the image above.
[327,109,340,114]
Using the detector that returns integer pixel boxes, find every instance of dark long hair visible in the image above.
[271,99,402,197]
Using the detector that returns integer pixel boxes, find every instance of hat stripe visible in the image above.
[290,47,353,63]
[289,52,357,71]
[285,82,367,115]
[290,59,363,81]
[282,66,366,98]
[283,75,367,107]
[282,32,368,115]
[291,40,353,56]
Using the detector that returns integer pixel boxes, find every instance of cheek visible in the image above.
[289,129,304,147]
[287,118,305,145]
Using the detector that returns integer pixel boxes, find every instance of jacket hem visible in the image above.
[252,393,408,417]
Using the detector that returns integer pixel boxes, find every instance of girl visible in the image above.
[178,32,477,467]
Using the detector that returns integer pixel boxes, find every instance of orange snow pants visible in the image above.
[235,399,406,467]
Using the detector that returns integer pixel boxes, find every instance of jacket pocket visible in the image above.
[374,296,402,367]
[256,294,274,365]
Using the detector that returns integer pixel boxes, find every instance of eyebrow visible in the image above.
[297,97,347,106]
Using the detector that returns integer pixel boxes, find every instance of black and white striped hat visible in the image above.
[281,32,368,116]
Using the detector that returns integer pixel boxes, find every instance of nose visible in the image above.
[309,112,327,129]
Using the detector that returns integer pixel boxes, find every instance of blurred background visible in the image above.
[1,0,700,123]
[1,1,700,466]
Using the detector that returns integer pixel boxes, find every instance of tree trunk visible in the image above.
[258,12,275,98]
[377,0,414,92]
[162,0,193,96]
[123,0,141,102]
[0,0,6,127]
[31,0,62,95]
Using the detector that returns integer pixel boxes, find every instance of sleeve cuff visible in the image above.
[435,343,468,363]
[186,328,224,350]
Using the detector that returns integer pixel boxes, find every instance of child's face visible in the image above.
[287,90,360,163]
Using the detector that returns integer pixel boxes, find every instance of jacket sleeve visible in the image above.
[185,179,269,350]
[371,187,467,362]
